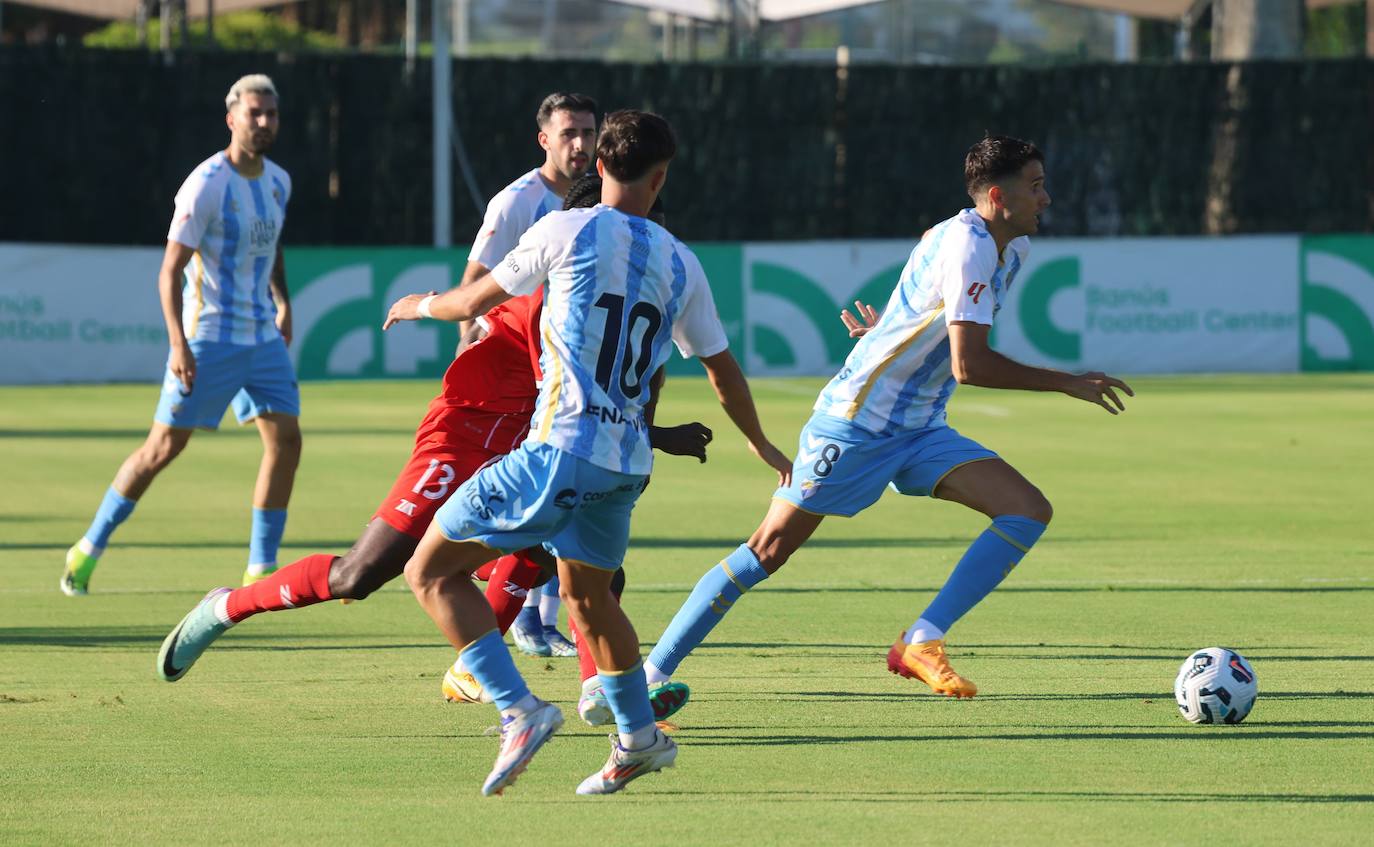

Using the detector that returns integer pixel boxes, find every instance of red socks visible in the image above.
[482,552,546,634]
[225,553,335,623]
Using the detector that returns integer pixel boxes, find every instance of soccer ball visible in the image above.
[1174,647,1257,725]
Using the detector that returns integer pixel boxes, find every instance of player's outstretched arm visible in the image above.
[454,260,491,349]
[383,273,512,330]
[698,349,792,484]
[158,240,197,390]
[949,321,1134,414]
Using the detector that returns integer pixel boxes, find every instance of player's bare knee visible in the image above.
[1019,490,1053,525]
[746,532,793,573]
[329,554,384,601]
[402,557,431,594]
[266,429,303,463]
[140,435,187,471]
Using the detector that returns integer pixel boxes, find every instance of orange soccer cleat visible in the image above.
[886,634,978,699]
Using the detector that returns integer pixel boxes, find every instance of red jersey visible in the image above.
[429,289,545,417]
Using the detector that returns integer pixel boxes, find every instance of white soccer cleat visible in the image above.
[481,700,563,797]
[576,730,677,795]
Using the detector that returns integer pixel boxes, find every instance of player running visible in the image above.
[63,74,301,595]
[382,110,792,796]
[154,175,704,732]
[642,135,1134,702]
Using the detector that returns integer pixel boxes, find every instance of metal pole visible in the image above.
[207,0,214,45]
[1113,13,1136,62]
[405,0,417,74]
[453,0,469,57]
[1368,0,1374,58]
[160,0,171,53]
[432,0,452,248]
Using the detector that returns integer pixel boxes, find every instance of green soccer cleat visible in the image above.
[61,544,100,597]
[578,680,691,728]
[157,587,232,682]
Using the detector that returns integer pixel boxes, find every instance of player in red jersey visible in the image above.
[155,177,708,710]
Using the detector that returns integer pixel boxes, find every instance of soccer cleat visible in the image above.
[241,566,276,587]
[576,730,677,796]
[481,701,563,797]
[578,686,614,727]
[510,611,552,657]
[649,680,691,722]
[543,627,578,657]
[579,680,692,728]
[886,634,978,698]
[61,545,99,596]
[157,587,233,682]
[442,666,493,704]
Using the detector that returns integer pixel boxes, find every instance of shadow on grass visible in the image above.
[681,728,1374,746]
[692,642,1371,662]
[628,536,1110,549]
[764,690,1374,702]
[0,428,411,439]
[639,789,1374,804]
[0,539,358,551]
[631,584,1374,594]
[0,626,440,652]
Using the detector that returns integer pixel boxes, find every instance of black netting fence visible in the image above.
[2,46,1370,245]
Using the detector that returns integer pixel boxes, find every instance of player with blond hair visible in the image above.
[64,74,301,595]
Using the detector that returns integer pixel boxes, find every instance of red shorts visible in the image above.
[374,407,530,540]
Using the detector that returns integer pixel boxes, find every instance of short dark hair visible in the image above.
[596,110,677,183]
[964,135,1044,197]
[536,92,598,128]
[562,172,667,226]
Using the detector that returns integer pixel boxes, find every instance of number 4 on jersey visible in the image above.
[967,282,988,304]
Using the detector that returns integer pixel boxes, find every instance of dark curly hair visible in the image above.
[562,172,666,226]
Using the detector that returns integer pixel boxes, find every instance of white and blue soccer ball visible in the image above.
[1174,647,1258,725]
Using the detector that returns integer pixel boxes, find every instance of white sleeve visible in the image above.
[488,216,563,297]
[469,191,529,270]
[166,172,218,249]
[670,249,729,359]
[941,235,999,326]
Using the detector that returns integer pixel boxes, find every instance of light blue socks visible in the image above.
[918,515,1047,633]
[646,544,770,680]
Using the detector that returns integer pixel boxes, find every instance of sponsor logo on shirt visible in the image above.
[584,404,646,431]
[249,218,278,252]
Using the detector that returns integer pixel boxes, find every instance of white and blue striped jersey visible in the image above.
[167,152,291,346]
[814,208,1030,435]
[469,168,562,271]
[490,205,729,475]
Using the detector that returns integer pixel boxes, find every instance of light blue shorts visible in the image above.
[434,441,648,571]
[154,336,299,430]
[774,413,997,517]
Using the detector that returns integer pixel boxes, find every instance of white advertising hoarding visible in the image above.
[0,245,167,384]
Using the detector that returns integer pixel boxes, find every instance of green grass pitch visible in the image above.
[2,375,1372,844]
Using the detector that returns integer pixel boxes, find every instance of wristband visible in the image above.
[417,294,437,319]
